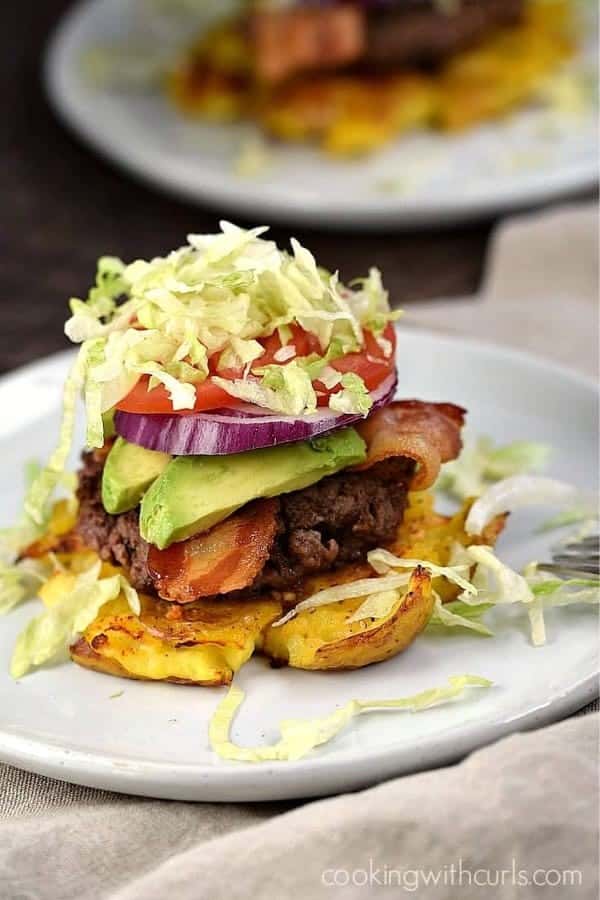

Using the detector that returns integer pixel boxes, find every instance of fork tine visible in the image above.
[565,536,600,549]
[553,552,600,565]
[538,562,600,579]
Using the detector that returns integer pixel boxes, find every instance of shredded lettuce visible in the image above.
[367,548,476,595]
[537,506,597,533]
[347,589,402,623]
[273,551,473,627]
[465,475,582,536]
[23,345,90,526]
[329,373,372,416]
[437,437,550,501]
[0,558,52,616]
[464,545,534,607]
[456,545,599,647]
[349,268,403,336]
[273,525,596,645]
[209,675,492,762]
[523,562,599,646]
[10,560,140,679]
[427,595,494,636]
[0,519,44,563]
[64,222,396,425]
[1,466,77,562]
[272,572,415,627]
[218,336,264,372]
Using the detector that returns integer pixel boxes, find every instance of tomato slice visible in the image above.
[115,377,240,415]
[314,323,396,404]
[256,323,321,366]
[115,324,396,415]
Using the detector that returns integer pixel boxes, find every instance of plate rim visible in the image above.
[0,675,596,801]
[43,0,599,229]
[0,329,598,801]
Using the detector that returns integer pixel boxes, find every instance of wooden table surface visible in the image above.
[1,1,591,375]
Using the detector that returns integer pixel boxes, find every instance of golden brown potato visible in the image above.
[71,593,282,686]
[260,567,433,670]
[48,491,504,684]
[260,492,506,670]
[168,1,573,155]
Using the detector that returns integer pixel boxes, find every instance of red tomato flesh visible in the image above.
[115,324,396,415]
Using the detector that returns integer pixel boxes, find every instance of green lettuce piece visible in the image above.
[461,547,599,647]
[1,464,77,562]
[437,436,550,501]
[273,550,475,627]
[0,558,51,616]
[213,361,317,416]
[23,344,90,526]
[346,589,402,623]
[272,571,414,628]
[209,675,492,762]
[529,576,600,601]
[427,596,494,636]
[217,337,264,372]
[537,506,596,533]
[368,548,476,594]
[10,561,140,679]
[329,373,372,416]
[465,545,534,607]
[522,562,599,645]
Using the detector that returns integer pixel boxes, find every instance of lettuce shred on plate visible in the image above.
[24,222,399,525]
[272,550,475,627]
[270,531,599,649]
[9,558,140,680]
[209,675,492,763]
[436,436,551,501]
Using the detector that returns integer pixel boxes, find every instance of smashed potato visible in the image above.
[168,0,574,156]
[260,567,433,670]
[71,593,282,686]
[30,490,505,684]
[260,493,505,670]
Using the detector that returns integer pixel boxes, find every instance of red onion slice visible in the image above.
[114,372,397,456]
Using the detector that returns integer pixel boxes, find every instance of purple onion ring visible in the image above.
[114,372,398,455]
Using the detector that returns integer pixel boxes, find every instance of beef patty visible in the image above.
[364,0,525,69]
[249,0,525,85]
[76,450,415,599]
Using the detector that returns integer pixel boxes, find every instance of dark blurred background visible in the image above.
[1,1,592,375]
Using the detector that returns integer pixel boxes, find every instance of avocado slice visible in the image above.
[102,437,171,515]
[140,428,366,549]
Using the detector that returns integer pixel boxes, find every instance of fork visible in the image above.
[538,533,600,580]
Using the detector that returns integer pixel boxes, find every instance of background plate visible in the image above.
[0,329,597,801]
[44,0,599,228]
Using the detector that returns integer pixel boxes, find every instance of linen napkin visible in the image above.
[404,202,599,377]
[1,202,598,900]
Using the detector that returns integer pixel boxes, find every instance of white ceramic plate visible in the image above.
[0,329,597,801]
[44,0,599,228]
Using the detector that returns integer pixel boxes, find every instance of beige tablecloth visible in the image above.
[1,203,598,900]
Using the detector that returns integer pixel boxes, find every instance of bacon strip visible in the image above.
[354,400,466,490]
[147,499,279,604]
[251,6,366,84]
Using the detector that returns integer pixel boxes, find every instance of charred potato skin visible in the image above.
[70,636,209,686]
[314,568,433,669]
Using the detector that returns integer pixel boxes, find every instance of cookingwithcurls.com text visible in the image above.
[321,858,583,891]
